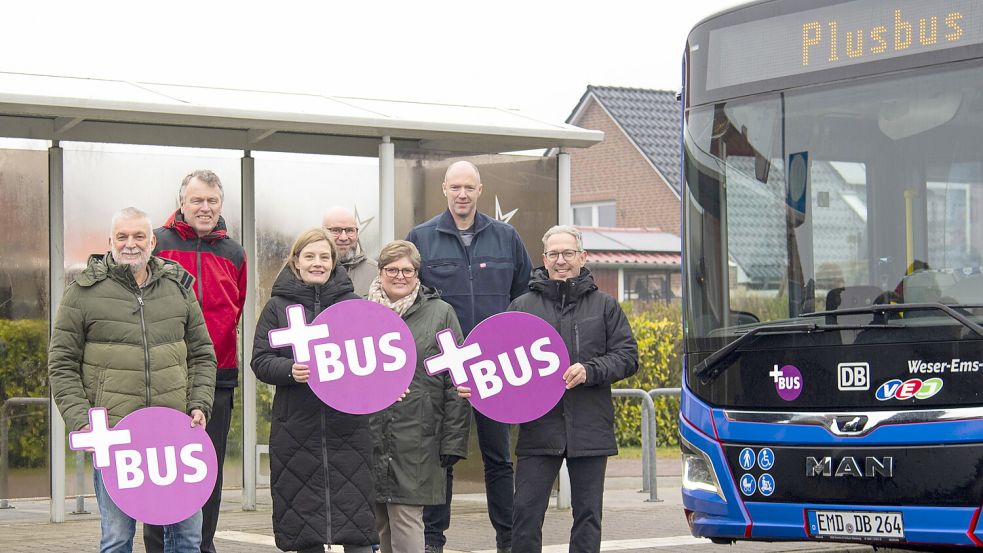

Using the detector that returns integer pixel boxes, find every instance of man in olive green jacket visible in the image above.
[48,207,216,553]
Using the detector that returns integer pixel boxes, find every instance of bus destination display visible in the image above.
[705,0,983,90]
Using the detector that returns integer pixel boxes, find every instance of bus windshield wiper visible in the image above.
[802,302,983,337]
[695,303,983,386]
[694,321,884,385]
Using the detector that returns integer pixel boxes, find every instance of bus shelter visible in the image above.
[0,71,602,521]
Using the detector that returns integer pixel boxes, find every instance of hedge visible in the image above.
[0,319,49,468]
[613,301,682,448]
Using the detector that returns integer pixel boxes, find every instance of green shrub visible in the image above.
[613,302,682,448]
[0,319,49,468]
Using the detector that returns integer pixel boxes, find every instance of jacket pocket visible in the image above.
[93,367,108,407]
[421,391,436,436]
[573,315,604,363]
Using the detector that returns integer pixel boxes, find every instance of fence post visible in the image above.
[71,450,89,514]
[1,401,10,509]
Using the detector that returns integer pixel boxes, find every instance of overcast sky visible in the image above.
[2,0,742,124]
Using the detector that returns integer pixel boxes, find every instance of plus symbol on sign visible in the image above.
[269,304,330,363]
[425,329,482,384]
[768,365,783,383]
[69,407,132,469]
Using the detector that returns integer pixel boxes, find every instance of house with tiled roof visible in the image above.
[579,226,681,301]
[564,85,681,231]
[558,85,683,301]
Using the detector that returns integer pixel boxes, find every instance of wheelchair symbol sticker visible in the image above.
[757,448,774,470]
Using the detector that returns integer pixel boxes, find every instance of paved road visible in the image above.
[0,459,875,553]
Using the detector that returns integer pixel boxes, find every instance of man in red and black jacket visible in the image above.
[144,169,247,553]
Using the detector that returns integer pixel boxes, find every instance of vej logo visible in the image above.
[875,377,943,401]
[70,407,217,525]
[425,311,568,424]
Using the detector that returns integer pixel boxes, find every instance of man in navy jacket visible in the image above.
[407,160,532,553]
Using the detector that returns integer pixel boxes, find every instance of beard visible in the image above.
[112,248,151,274]
[337,247,358,264]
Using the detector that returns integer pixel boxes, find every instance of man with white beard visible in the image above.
[48,206,216,553]
[323,206,376,297]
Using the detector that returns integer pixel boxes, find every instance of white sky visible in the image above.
[1,0,743,124]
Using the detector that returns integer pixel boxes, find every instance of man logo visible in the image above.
[838,362,869,391]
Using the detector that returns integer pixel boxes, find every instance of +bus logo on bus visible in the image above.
[769,364,803,401]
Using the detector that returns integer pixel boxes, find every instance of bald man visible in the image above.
[406,160,532,553]
[322,206,376,297]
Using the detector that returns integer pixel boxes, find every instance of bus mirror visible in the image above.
[879,92,960,140]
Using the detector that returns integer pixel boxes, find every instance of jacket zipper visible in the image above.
[459,234,476,330]
[136,291,151,406]
[574,323,581,363]
[314,286,321,315]
[195,238,204,305]
[320,407,332,543]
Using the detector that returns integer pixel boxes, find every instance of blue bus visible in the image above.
[679,0,983,548]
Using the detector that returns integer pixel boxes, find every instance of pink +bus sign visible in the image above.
[268,299,416,414]
[70,407,217,525]
[425,311,568,424]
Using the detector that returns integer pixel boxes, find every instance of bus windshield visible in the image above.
[684,58,983,346]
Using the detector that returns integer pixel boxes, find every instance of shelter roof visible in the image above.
[0,71,603,155]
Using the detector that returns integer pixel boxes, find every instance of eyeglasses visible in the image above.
[382,267,417,278]
[326,227,358,236]
[544,250,583,261]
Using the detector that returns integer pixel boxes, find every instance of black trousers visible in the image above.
[512,454,607,553]
[424,408,513,548]
[144,387,234,553]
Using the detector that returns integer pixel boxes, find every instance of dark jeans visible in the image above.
[424,409,513,548]
[144,387,234,553]
[512,454,607,553]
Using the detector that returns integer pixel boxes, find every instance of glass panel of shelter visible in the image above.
[0,140,50,502]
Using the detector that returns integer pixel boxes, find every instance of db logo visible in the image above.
[838,362,870,391]
[70,407,217,525]
[269,299,416,414]
[425,312,569,424]
[875,377,943,401]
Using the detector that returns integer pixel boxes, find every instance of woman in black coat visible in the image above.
[252,227,377,553]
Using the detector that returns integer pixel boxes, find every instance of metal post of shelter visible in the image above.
[49,141,66,522]
[558,150,571,225]
[555,149,572,507]
[241,152,258,511]
[379,136,395,244]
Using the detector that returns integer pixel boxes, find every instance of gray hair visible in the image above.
[377,240,422,271]
[541,225,583,251]
[179,169,224,203]
[110,207,152,236]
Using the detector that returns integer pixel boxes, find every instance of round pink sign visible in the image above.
[70,407,217,525]
[269,299,417,414]
[425,311,569,424]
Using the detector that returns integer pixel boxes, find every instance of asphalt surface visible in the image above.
[0,458,879,553]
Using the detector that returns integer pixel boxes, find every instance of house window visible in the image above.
[623,269,680,302]
[572,201,616,227]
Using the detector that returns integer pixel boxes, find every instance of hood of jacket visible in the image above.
[270,263,355,307]
[162,209,231,244]
[526,266,598,303]
[75,252,194,293]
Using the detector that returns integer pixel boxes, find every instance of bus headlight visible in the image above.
[681,438,724,498]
